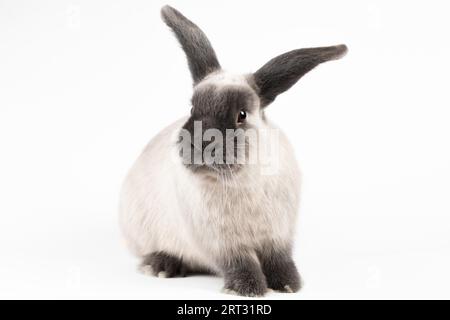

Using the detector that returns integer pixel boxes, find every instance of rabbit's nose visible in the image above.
[201,139,222,152]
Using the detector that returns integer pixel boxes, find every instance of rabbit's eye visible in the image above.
[237,110,247,123]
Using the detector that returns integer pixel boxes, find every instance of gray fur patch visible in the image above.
[220,255,268,297]
[141,251,214,278]
[256,244,301,292]
[254,45,348,107]
[190,85,256,126]
[141,252,187,278]
[178,85,256,172]
[161,6,221,84]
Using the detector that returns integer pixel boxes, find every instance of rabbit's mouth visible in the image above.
[177,129,250,176]
[182,162,244,177]
[177,138,249,176]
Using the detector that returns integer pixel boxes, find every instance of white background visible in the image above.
[1,0,449,299]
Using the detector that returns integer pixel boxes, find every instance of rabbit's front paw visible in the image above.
[221,256,268,297]
[258,248,301,293]
[222,277,268,297]
[265,269,301,293]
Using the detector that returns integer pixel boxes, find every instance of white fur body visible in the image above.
[119,74,301,274]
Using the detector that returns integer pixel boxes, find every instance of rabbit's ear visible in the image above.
[253,45,347,107]
[161,6,221,85]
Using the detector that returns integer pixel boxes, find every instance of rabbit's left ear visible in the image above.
[253,45,348,107]
[161,5,221,85]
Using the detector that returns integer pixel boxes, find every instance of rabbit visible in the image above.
[119,5,347,297]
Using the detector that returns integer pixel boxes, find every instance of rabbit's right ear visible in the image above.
[161,5,221,85]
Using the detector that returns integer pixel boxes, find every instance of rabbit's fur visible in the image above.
[119,5,347,296]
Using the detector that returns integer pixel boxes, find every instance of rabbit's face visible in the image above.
[190,74,259,133]
[178,73,263,174]
[162,5,347,175]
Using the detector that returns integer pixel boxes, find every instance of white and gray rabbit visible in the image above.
[119,5,347,296]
